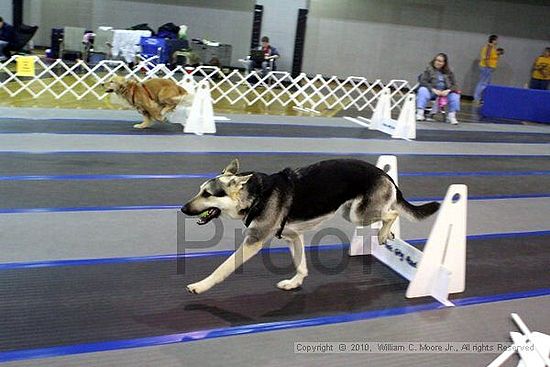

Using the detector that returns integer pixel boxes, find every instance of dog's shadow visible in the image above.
[183,303,255,324]
[133,278,408,332]
[129,122,182,134]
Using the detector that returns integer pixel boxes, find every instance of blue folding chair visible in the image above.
[139,37,169,64]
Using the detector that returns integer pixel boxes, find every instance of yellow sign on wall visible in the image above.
[16,56,36,77]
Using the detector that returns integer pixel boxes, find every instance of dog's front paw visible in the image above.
[133,123,146,129]
[186,280,213,294]
[378,234,389,245]
[277,277,303,291]
[378,232,395,245]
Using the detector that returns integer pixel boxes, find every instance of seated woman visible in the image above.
[416,53,460,125]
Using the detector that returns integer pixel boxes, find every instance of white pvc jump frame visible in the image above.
[349,155,467,307]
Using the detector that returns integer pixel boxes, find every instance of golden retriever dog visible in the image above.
[104,76,190,129]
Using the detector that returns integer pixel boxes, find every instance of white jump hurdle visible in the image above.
[487,313,550,367]
[183,81,216,135]
[345,87,416,140]
[349,155,467,306]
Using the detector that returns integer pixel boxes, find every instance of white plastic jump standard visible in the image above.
[179,74,196,96]
[349,155,467,307]
[368,87,392,133]
[184,81,216,135]
[487,313,550,367]
[351,87,416,140]
[392,93,416,140]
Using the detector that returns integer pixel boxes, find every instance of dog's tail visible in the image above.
[395,188,440,221]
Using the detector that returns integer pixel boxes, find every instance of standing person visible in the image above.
[0,16,17,60]
[529,48,550,90]
[473,35,502,103]
[416,53,461,125]
[246,36,280,76]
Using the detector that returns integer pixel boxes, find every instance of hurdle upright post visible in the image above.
[368,87,392,132]
[406,184,467,306]
[184,81,216,135]
[349,155,468,306]
[392,92,416,140]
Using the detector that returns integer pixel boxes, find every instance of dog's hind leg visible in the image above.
[160,105,176,120]
[133,114,154,129]
[378,209,399,245]
[150,108,167,123]
[187,236,263,294]
[347,196,381,227]
[376,181,399,245]
[350,178,399,244]
[277,234,308,291]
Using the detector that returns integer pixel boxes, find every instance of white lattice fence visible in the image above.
[0,55,416,113]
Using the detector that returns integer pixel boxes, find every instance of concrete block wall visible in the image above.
[303,0,550,95]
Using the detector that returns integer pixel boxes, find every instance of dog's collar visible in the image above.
[242,169,297,239]
[141,84,154,101]
[242,198,260,228]
[242,197,287,239]
[129,84,137,105]
[274,168,297,239]
[129,83,154,105]
[242,175,264,228]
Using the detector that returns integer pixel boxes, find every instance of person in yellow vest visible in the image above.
[473,35,502,103]
[529,48,550,90]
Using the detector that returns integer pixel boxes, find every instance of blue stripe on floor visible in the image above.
[0,193,548,214]
[0,205,181,214]
[0,170,549,181]
[1,287,549,363]
[0,173,218,181]
[0,230,548,270]
[400,170,550,177]
[0,243,348,270]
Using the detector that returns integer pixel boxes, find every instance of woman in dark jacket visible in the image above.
[416,53,460,124]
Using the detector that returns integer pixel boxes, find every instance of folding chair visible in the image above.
[0,41,8,61]
[139,37,168,65]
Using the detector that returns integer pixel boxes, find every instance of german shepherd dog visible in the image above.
[181,159,440,294]
[103,76,190,129]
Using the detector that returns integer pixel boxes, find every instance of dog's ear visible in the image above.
[228,174,252,188]
[222,159,239,175]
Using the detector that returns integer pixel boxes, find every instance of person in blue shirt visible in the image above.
[246,36,280,76]
[0,16,17,59]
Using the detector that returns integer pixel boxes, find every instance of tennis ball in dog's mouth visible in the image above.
[199,210,210,218]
